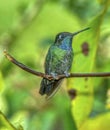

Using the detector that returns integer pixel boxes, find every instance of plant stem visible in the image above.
[0,111,16,130]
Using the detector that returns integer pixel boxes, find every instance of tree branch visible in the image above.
[4,50,110,80]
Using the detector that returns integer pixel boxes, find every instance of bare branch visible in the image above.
[4,51,110,80]
[4,50,52,80]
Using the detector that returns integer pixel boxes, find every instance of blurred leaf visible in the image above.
[0,72,4,92]
[53,95,77,130]
[67,0,101,20]
[90,79,110,117]
[80,112,110,130]
[11,2,81,62]
[10,111,28,130]
[0,72,6,114]
[98,0,110,5]
[0,0,35,34]
[0,111,17,130]
[67,0,110,128]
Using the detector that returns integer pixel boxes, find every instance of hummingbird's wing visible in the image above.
[39,46,64,98]
[39,78,63,99]
[46,79,63,99]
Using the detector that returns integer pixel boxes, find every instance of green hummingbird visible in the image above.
[39,27,90,99]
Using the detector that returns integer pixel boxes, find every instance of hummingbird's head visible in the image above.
[55,32,72,43]
[54,32,74,50]
[54,27,90,50]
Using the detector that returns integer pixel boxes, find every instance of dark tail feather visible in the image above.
[39,78,52,95]
[39,78,63,99]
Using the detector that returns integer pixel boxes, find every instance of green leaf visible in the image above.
[0,72,4,93]
[90,79,110,117]
[0,0,35,34]
[0,111,17,130]
[80,112,110,130]
[67,1,110,128]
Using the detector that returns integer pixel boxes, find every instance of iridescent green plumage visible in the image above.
[39,28,90,98]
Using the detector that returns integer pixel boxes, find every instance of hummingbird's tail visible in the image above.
[39,78,63,99]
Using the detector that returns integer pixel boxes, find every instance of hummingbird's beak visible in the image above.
[72,27,90,36]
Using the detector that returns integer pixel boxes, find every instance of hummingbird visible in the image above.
[39,27,90,99]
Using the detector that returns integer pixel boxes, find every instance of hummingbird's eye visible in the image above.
[55,33,66,43]
[58,34,64,40]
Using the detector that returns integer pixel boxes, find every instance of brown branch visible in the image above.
[4,50,110,80]
[4,50,52,80]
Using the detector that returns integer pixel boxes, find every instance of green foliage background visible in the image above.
[0,0,110,130]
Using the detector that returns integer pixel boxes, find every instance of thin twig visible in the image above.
[0,111,16,130]
[4,51,110,80]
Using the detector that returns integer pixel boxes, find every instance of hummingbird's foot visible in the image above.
[50,72,59,80]
[64,72,70,77]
